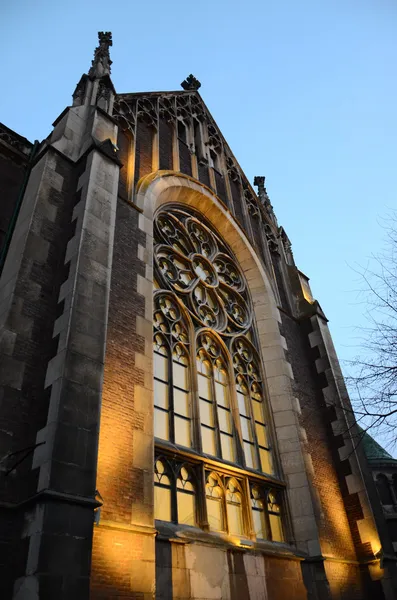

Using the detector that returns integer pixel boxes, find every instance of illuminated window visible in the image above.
[153,205,285,541]
[251,485,267,540]
[197,333,235,461]
[205,472,225,532]
[155,459,197,526]
[154,459,172,522]
[205,472,245,536]
[153,294,191,447]
[177,466,196,526]
[233,338,273,474]
[250,485,285,542]
[267,490,284,542]
[226,478,244,536]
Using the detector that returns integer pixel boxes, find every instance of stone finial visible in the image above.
[254,175,278,226]
[253,176,266,196]
[89,31,113,78]
[254,176,270,206]
[181,74,201,91]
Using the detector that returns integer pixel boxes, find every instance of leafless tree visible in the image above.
[346,212,397,449]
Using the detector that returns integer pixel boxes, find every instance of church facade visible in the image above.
[0,32,396,600]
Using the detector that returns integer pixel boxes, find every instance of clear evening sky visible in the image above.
[1,0,396,448]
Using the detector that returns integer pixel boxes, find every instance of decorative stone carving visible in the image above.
[279,227,294,263]
[113,98,136,133]
[98,80,111,101]
[190,94,207,122]
[243,182,260,217]
[254,175,278,226]
[264,223,279,254]
[226,155,240,183]
[0,127,31,155]
[154,206,253,336]
[137,97,158,129]
[181,74,201,91]
[207,124,222,153]
[176,95,191,122]
[159,96,176,123]
[89,31,113,78]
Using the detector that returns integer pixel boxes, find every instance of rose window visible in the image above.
[154,208,252,336]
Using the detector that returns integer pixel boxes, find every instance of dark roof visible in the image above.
[359,427,397,463]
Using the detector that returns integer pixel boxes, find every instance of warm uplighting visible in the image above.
[299,271,314,304]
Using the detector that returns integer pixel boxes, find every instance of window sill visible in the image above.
[155,520,305,561]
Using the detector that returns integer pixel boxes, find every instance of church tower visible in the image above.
[0,32,396,600]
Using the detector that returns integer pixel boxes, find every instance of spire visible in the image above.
[72,32,116,113]
[89,32,113,78]
[181,74,201,91]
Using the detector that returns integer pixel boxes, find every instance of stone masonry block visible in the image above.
[280,451,305,475]
[273,410,296,428]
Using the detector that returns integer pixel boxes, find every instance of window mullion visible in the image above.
[247,389,262,471]
[222,477,229,534]
[200,465,210,531]
[171,471,178,523]
[169,342,175,444]
[210,365,222,459]
[243,477,255,540]
[191,346,201,452]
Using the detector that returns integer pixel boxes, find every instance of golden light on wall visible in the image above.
[298,271,314,304]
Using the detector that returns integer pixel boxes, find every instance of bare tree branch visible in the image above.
[344,212,397,451]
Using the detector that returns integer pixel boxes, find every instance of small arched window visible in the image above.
[205,472,225,532]
[267,490,284,542]
[251,485,267,540]
[177,466,196,526]
[154,459,172,522]
[226,478,244,536]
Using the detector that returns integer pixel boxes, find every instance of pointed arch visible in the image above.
[138,171,318,550]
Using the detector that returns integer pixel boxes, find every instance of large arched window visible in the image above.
[153,204,286,542]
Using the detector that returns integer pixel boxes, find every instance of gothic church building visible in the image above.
[0,32,396,600]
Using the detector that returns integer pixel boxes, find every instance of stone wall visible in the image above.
[156,540,307,600]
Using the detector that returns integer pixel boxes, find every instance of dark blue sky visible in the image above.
[2,0,396,447]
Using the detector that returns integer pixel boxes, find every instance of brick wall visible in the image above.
[134,120,154,187]
[90,197,156,598]
[282,312,358,561]
[159,119,173,171]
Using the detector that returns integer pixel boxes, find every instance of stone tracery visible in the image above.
[154,206,253,337]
